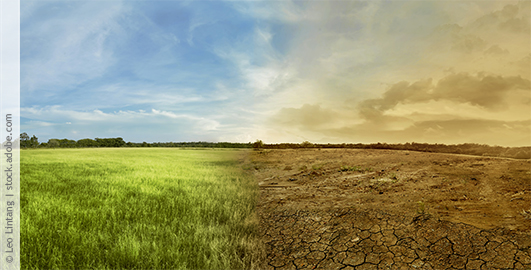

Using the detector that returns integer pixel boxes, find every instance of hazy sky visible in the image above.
[21,1,530,146]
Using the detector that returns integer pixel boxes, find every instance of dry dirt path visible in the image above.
[246,149,531,269]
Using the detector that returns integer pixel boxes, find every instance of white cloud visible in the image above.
[21,106,224,142]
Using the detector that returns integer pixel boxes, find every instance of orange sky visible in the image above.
[251,1,530,147]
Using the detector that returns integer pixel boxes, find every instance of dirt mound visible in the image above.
[247,149,531,269]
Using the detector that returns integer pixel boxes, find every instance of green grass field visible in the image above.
[21,148,263,269]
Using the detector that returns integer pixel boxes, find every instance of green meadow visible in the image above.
[21,148,263,269]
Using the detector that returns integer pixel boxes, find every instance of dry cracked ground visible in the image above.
[243,149,531,269]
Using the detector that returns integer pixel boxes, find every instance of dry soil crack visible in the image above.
[249,149,531,269]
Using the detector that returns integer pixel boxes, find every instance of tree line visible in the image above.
[19,133,252,149]
[18,133,530,159]
[253,140,530,159]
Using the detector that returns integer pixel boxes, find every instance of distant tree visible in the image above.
[95,138,107,147]
[253,140,264,149]
[115,137,126,147]
[20,133,30,148]
[48,139,59,148]
[300,141,314,148]
[29,135,39,148]
[58,139,76,148]
[77,138,98,148]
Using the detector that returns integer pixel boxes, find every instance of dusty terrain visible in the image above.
[244,148,531,269]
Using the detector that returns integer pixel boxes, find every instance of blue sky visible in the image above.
[22,1,262,143]
[21,1,530,146]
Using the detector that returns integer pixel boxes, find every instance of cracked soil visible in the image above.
[245,148,531,269]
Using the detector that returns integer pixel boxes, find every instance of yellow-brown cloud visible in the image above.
[267,71,530,146]
[258,2,530,146]
[359,73,530,120]
[470,2,530,33]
